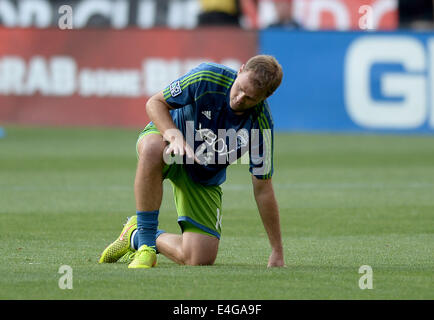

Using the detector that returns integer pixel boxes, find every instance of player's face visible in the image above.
[230,69,266,113]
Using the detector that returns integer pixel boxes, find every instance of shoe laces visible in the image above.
[122,216,131,227]
[125,251,136,259]
[119,251,136,262]
[138,245,156,255]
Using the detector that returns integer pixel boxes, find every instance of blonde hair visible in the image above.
[243,55,283,97]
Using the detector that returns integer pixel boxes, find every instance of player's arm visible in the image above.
[251,175,285,267]
[146,91,195,160]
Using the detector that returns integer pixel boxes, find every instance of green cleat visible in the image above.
[118,250,136,263]
[99,216,137,263]
[128,245,157,269]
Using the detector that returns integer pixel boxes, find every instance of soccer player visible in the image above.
[99,55,285,268]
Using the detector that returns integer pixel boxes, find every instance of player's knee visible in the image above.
[182,251,217,266]
[137,135,166,163]
[184,257,215,266]
[180,232,219,266]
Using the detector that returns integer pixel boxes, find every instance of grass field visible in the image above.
[0,126,433,300]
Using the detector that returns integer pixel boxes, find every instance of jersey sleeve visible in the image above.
[163,63,229,109]
[163,63,235,109]
[162,64,203,109]
[249,101,274,179]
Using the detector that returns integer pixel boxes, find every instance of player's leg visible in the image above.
[155,164,223,266]
[182,231,219,265]
[128,130,168,269]
[156,228,219,265]
[134,132,166,211]
[155,233,184,264]
[99,124,166,266]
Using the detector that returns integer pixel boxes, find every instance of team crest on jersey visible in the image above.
[170,80,182,97]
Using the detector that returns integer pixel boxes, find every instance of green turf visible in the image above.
[0,126,433,299]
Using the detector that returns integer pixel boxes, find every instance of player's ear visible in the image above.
[238,64,245,75]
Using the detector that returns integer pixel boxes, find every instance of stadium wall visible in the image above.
[0,27,256,128]
[1,27,434,135]
[261,29,434,134]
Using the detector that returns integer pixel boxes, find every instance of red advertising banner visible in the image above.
[0,27,257,127]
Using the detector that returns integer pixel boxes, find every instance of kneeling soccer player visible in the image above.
[99,55,285,268]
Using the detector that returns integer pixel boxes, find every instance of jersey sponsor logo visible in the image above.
[169,80,182,97]
[162,121,272,176]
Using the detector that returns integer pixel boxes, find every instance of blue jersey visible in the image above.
[162,62,274,186]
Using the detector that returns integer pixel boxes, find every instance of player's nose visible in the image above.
[236,93,245,104]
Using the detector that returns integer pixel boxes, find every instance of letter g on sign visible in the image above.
[345,36,426,130]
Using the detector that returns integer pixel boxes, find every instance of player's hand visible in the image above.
[163,128,198,163]
[267,249,285,268]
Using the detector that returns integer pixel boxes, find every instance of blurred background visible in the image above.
[0,0,433,133]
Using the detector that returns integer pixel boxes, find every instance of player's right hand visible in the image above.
[163,128,198,163]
